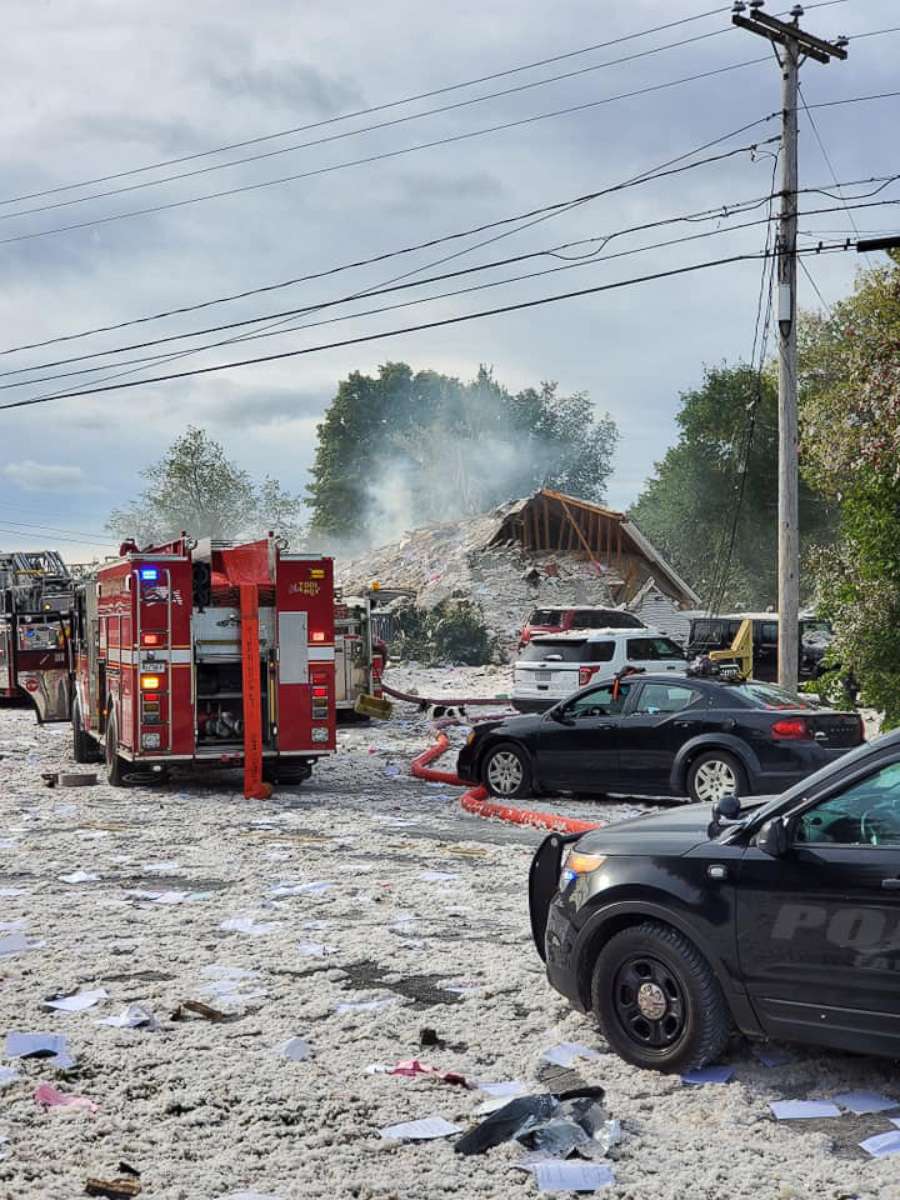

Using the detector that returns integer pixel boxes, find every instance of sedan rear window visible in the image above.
[731,681,824,710]
[626,637,686,661]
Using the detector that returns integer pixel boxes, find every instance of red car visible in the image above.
[519,606,645,648]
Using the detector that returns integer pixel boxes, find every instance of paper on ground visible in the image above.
[419,871,458,883]
[681,1065,734,1085]
[96,1005,158,1031]
[268,881,333,898]
[276,1037,311,1062]
[220,917,282,936]
[0,1068,19,1088]
[542,1043,602,1068]
[45,988,108,1013]
[0,930,44,958]
[770,1100,841,1119]
[860,1130,900,1158]
[380,1116,462,1141]
[58,871,99,884]
[533,1162,615,1192]
[5,1033,74,1068]
[477,1079,529,1098]
[220,1192,283,1200]
[142,861,180,873]
[832,1090,899,1115]
[335,997,398,1014]
[296,941,336,958]
[0,888,27,898]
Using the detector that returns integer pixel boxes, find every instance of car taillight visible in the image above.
[771,717,811,740]
[579,666,598,687]
[312,686,328,699]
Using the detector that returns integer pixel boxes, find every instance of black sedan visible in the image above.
[457,673,863,804]
[529,729,900,1071]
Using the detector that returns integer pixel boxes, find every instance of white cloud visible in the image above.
[2,460,103,494]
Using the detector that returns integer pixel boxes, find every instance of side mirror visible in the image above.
[757,818,789,858]
[712,794,741,823]
[549,706,574,726]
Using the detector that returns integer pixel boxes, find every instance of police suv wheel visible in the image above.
[686,750,746,805]
[591,921,731,1073]
[104,711,127,788]
[481,742,532,800]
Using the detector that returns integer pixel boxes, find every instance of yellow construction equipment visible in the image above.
[709,617,753,679]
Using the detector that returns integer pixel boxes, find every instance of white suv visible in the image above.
[512,628,687,713]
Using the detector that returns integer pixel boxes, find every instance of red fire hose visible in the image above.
[410,731,602,835]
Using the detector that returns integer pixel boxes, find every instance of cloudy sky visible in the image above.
[2,0,897,561]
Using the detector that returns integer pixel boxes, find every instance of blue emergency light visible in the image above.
[140,567,159,582]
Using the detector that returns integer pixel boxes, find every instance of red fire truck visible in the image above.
[70,535,336,790]
[0,549,73,723]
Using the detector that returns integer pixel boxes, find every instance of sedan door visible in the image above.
[617,681,711,794]
[736,756,900,1055]
[535,682,634,793]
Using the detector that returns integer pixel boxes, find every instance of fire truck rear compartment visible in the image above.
[193,608,275,748]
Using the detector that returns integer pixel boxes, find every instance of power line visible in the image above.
[2,27,750,224]
[0,516,116,543]
[14,190,896,395]
[799,255,833,312]
[0,5,735,208]
[807,88,900,110]
[0,56,772,248]
[0,525,114,547]
[1,137,780,378]
[0,245,850,415]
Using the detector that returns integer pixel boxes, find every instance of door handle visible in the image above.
[596,723,614,731]
[673,721,690,729]
[881,879,900,890]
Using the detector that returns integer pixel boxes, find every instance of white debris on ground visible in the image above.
[0,670,895,1200]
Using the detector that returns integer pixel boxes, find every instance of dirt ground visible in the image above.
[0,666,896,1200]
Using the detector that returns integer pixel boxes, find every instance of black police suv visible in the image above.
[456,673,862,804]
[529,730,900,1073]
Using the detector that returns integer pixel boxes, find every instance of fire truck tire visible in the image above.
[263,760,312,786]
[104,710,128,788]
[72,702,101,764]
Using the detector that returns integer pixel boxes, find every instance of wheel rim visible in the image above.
[486,750,523,796]
[612,953,686,1050]
[693,759,737,802]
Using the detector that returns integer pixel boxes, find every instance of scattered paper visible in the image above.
[96,1005,159,1031]
[753,1046,792,1068]
[220,1192,283,1200]
[296,941,336,958]
[59,871,99,884]
[478,1080,529,1099]
[276,1037,312,1062]
[0,888,27,898]
[125,889,192,905]
[34,1082,97,1113]
[532,1161,614,1192]
[220,917,282,936]
[681,1065,734,1085]
[4,1032,74,1068]
[833,1090,899,1115]
[335,997,398,1014]
[770,1100,841,1120]
[419,871,458,883]
[268,881,333,899]
[380,1116,462,1141]
[541,1043,602,1068]
[142,861,180,873]
[302,920,329,931]
[0,930,44,958]
[45,989,108,1013]
[0,1067,20,1088]
[860,1130,900,1159]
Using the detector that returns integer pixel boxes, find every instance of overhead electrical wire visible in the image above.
[1,137,781,377]
[1,0,848,210]
[0,57,776,248]
[0,516,117,543]
[0,244,853,415]
[8,192,898,395]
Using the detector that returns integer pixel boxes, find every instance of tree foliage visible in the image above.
[629,364,835,609]
[305,363,618,544]
[800,253,900,725]
[107,426,302,546]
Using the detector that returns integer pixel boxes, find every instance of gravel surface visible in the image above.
[0,668,896,1199]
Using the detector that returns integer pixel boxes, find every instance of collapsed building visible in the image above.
[336,489,700,657]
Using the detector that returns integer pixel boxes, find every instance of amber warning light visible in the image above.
[140,674,162,690]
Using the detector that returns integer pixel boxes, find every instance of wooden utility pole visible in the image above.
[732,1,846,689]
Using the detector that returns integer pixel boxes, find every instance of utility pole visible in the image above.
[732,1,846,689]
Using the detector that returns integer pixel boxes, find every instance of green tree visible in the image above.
[107,426,302,545]
[306,362,617,543]
[800,253,900,724]
[629,364,835,609]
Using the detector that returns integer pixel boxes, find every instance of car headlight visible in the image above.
[560,850,607,889]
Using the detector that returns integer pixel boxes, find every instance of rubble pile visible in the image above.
[337,501,617,658]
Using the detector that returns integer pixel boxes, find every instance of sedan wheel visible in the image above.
[687,750,746,805]
[481,742,532,799]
